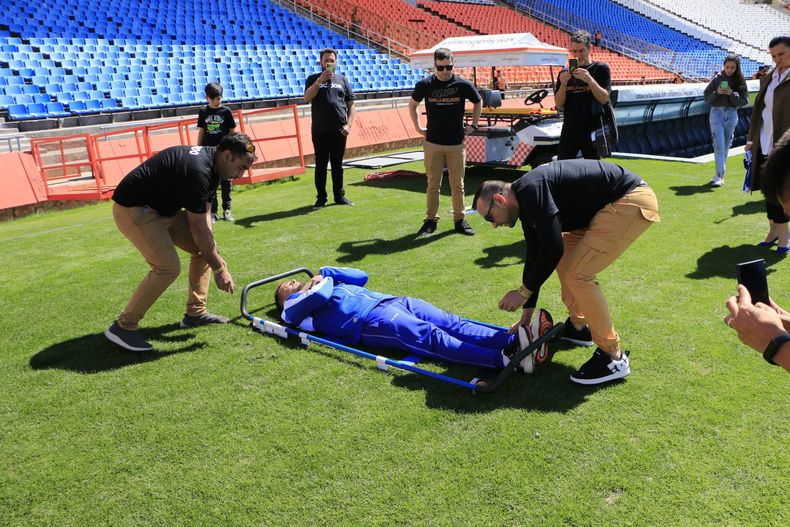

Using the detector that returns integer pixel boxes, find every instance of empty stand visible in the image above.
[505,0,765,79]
[417,0,673,86]
[0,0,425,119]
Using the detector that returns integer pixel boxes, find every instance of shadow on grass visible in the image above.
[234,205,315,229]
[667,184,715,196]
[262,328,603,413]
[391,352,609,413]
[714,200,765,224]
[349,166,525,197]
[686,243,784,280]
[474,240,525,269]
[29,324,204,374]
[336,230,454,263]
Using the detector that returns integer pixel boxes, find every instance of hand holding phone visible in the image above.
[719,80,729,90]
[736,259,770,306]
[569,58,579,73]
[325,62,336,74]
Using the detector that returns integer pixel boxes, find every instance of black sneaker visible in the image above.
[104,321,153,352]
[561,318,593,346]
[570,348,630,385]
[334,197,354,206]
[417,218,438,237]
[180,312,230,328]
[210,213,218,223]
[454,219,475,235]
[312,199,326,210]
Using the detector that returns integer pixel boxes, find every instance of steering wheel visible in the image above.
[524,89,549,106]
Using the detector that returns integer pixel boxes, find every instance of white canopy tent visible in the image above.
[409,33,568,69]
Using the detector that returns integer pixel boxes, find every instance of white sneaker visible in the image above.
[709,176,724,187]
[223,209,235,221]
[517,326,536,374]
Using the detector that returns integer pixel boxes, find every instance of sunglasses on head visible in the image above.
[435,64,454,71]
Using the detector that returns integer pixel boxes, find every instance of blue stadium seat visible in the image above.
[101,98,120,111]
[46,102,70,117]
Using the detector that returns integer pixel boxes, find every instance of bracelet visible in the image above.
[213,266,225,275]
[516,285,531,299]
[763,334,790,365]
[471,124,479,130]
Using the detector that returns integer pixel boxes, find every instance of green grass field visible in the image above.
[1,155,788,526]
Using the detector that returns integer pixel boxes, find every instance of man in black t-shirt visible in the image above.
[105,134,257,352]
[473,160,660,385]
[409,47,482,237]
[554,31,612,160]
[197,82,238,222]
[304,48,356,208]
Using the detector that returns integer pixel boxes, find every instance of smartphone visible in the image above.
[720,80,729,90]
[325,62,336,73]
[736,259,770,305]
[569,58,579,73]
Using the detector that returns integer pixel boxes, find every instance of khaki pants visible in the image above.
[423,140,466,221]
[555,185,660,353]
[113,203,211,330]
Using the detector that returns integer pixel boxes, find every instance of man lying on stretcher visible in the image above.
[275,266,554,372]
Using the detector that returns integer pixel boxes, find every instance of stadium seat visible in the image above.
[46,102,70,117]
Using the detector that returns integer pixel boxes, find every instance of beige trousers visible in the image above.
[555,186,660,353]
[113,203,211,330]
[423,140,466,221]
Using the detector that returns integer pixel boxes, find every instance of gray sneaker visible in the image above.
[104,321,153,352]
[180,312,230,328]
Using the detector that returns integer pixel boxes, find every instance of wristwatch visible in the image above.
[763,334,790,365]
[470,124,479,130]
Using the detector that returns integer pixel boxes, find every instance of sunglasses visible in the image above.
[435,64,454,71]
[483,195,496,222]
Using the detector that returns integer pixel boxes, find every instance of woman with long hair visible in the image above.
[704,54,748,187]
[747,36,790,255]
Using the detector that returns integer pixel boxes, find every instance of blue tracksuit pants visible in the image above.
[359,297,515,369]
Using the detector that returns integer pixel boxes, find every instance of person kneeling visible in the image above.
[275,266,553,372]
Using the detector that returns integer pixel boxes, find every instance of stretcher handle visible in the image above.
[240,267,314,321]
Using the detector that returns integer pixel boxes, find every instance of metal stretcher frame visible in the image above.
[240,268,564,394]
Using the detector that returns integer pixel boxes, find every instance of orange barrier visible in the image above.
[30,134,113,201]
[3,104,425,212]
[17,105,304,205]
[0,151,46,210]
[236,105,305,183]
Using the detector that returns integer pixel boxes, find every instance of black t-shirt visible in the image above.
[112,146,220,216]
[411,74,481,145]
[554,61,611,134]
[512,160,643,305]
[305,72,355,134]
[197,105,236,146]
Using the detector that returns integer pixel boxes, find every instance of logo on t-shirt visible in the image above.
[189,146,202,156]
[427,87,462,106]
[205,114,225,134]
[319,81,344,90]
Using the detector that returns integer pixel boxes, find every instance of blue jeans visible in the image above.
[709,107,738,178]
[360,297,515,369]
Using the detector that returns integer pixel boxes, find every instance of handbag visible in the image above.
[592,99,618,158]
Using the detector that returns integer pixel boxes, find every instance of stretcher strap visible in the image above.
[376,355,388,371]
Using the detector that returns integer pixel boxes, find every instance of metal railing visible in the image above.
[512,0,708,82]
[274,0,436,60]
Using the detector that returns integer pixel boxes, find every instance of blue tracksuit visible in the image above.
[282,267,514,369]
